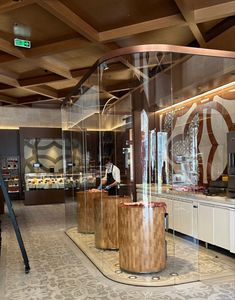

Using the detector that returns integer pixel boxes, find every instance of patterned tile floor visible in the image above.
[66,228,235,287]
[0,201,234,300]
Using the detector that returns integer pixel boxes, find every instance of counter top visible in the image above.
[136,185,235,209]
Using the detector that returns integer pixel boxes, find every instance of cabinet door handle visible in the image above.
[193,205,198,208]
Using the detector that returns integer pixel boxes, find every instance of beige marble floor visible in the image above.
[0,201,234,300]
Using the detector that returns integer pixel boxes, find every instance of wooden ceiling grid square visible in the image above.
[59,0,180,31]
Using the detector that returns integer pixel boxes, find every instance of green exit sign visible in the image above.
[14,38,31,49]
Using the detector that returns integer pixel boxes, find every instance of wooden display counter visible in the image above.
[118,202,166,273]
[94,195,131,249]
[76,190,104,233]
[24,189,64,205]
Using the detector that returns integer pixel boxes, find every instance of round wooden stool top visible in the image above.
[118,201,167,273]
[94,195,132,249]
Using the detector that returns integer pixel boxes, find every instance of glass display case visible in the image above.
[25,173,64,191]
[64,173,97,190]
[24,173,65,205]
[62,45,235,287]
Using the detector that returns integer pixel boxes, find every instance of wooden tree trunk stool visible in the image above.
[118,201,167,273]
[76,190,103,233]
[94,195,131,249]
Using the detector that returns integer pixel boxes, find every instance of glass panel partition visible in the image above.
[62,45,235,287]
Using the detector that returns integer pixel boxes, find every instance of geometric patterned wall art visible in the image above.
[161,91,235,185]
[24,139,63,173]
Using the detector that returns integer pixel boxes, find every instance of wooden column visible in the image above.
[94,195,131,249]
[118,202,166,273]
[76,190,103,233]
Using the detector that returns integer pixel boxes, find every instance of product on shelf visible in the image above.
[0,156,20,196]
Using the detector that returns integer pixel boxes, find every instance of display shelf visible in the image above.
[0,156,20,199]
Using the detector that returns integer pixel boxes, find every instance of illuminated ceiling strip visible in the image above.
[155,81,235,115]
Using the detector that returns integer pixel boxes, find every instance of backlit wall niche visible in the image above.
[24,139,63,173]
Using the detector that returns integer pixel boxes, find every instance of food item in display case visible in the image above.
[171,184,204,192]
[64,174,96,190]
[58,178,64,189]
[25,174,64,190]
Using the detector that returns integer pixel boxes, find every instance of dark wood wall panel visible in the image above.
[0,130,19,156]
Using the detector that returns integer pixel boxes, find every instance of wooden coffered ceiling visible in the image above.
[0,0,234,108]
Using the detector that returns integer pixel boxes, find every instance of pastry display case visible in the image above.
[25,173,64,191]
[24,173,65,205]
[64,173,96,191]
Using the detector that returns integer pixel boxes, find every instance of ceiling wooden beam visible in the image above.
[0,94,18,104]
[58,87,74,98]
[0,53,18,64]
[207,26,235,52]
[24,86,58,99]
[37,0,99,42]
[0,0,35,14]
[0,68,18,80]
[31,56,73,79]
[24,37,91,58]
[92,1,235,42]
[17,94,50,104]
[205,16,235,43]
[174,0,206,47]
[18,73,65,87]
[71,67,91,78]
[0,69,19,87]
[99,14,186,42]
[14,67,90,88]
[194,1,235,24]
[0,37,92,65]
[0,37,25,58]
[0,83,13,90]
[0,68,60,99]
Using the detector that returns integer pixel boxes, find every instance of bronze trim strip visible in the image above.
[64,44,235,104]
